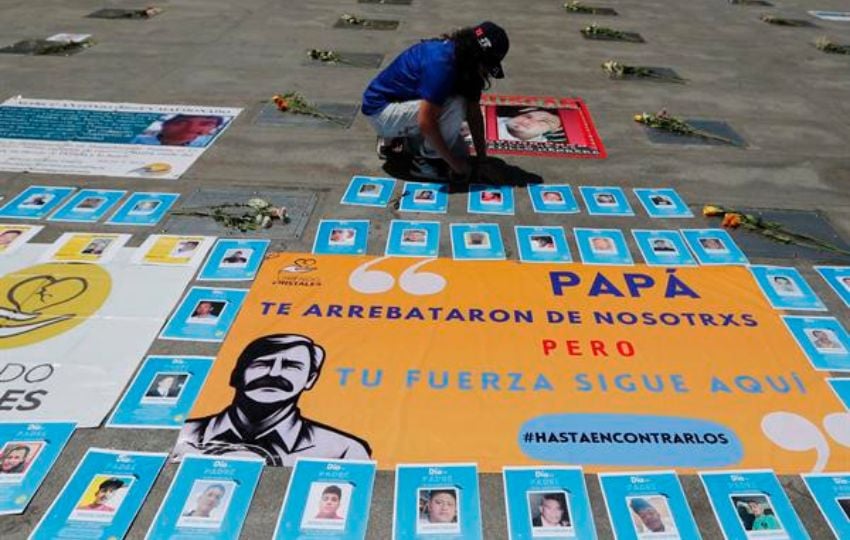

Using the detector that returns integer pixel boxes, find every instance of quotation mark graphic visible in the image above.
[761,411,850,472]
[348,257,447,296]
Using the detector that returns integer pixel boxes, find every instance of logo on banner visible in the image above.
[0,263,111,348]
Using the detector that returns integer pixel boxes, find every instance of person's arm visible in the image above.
[465,100,487,162]
[418,100,468,174]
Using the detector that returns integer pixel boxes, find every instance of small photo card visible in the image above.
[632,230,697,267]
[41,232,130,264]
[160,287,248,343]
[700,469,808,540]
[274,458,377,539]
[106,192,179,226]
[681,229,748,266]
[633,188,693,218]
[313,220,369,255]
[398,182,449,214]
[802,473,850,540]
[579,186,634,216]
[386,220,440,258]
[502,466,595,540]
[527,184,580,214]
[107,356,214,429]
[31,449,165,540]
[0,224,42,255]
[468,184,515,215]
[341,175,396,207]
[450,223,506,261]
[599,471,700,540]
[48,189,126,223]
[132,234,215,267]
[515,226,572,263]
[394,463,482,540]
[574,228,633,266]
[146,455,263,540]
[0,422,75,516]
[814,266,850,308]
[0,186,76,220]
[783,316,850,372]
[198,239,270,281]
[749,266,826,311]
[828,378,850,411]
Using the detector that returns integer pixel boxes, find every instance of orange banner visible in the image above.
[177,254,848,473]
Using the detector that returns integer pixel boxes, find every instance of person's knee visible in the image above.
[441,96,467,120]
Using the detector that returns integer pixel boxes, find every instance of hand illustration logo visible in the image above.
[0,263,111,348]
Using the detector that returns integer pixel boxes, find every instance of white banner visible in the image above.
[0,97,241,180]
[0,244,195,426]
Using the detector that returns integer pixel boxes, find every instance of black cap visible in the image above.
[473,21,509,79]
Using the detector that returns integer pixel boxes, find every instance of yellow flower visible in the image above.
[722,213,743,228]
[633,113,645,123]
[702,205,725,217]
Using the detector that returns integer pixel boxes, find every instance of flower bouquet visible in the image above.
[172,198,288,232]
[272,92,348,126]
[634,110,741,146]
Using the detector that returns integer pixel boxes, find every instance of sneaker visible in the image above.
[376,137,404,160]
[410,156,449,180]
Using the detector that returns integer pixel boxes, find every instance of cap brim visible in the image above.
[489,63,505,79]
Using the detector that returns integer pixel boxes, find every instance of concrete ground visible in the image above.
[1,0,849,537]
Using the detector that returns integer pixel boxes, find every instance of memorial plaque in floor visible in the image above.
[304,51,384,69]
[613,67,684,83]
[582,31,644,43]
[162,188,318,240]
[730,208,850,263]
[567,6,618,15]
[645,119,747,147]
[254,102,359,129]
[359,0,412,4]
[87,7,162,19]
[333,17,399,30]
[0,39,90,56]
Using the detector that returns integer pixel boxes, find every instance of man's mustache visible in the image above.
[244,376,293,392]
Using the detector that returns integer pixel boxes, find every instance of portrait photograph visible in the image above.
[650,195,674,207]
[142,372,190,404]
[0,441,44,482]
[128,200,161,215]
[589,236,616,255]
[495,105,568,144]
[401,229,428,246]
[698,237,729,253]
[75,197,105,212]
[464,231,491,249]
[530,235,556,252]
[836,497,850,520]
[805,328,847,354]
[480,190,504,205]
[70,474,135,523]
[841,276,850,292]
[627,495,678,537]
[650,239,677,254]
[299,481,353,531]
[417,487,461,535]
[0,228,23,250]
[540,191,564,204]
[414,189,436,202]
[769,276,803,297]
[133,114,229,148]
[177,479,236,529]
[329,228,356,246]
[220,248,252,268]
[527,490,573,536]
[358,183,382,197]
[169,240,201,258]
[186,300,226,325]
[594,193,618,207]
[19,193,54,209]
[730,494,785,535]
[81,237,113,256]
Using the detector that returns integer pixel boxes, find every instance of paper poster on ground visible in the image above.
[0,243,196,427]
[0,97,240,179]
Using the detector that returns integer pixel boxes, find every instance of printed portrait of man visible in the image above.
[529,492,570,529]
[314,484,344,520]
[0,229,23,250]
[541,191,564,204]
[182,482,228,519]
[132,114,227,147]
[651,238,676,253]
[650,195,673,207]
[594,193,617,206]
[129,200,160,215]
[144,373,188,400]
[173,334,371,466]
[770,275,801,296]
[0,442,39,477]
[221,249,250,266]
[841,276,850,291]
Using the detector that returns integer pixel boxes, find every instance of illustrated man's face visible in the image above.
[540,498,564,526]
[197,486,224,515]
[1,449,26,472]
[160,116,220,145]
[241,344,316,404]
[636,504,664,532]
[0,231,21,246]
[319,492,341,516]
[428,492,457,523]
[507,111,560,140]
